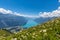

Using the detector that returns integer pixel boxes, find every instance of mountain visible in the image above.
[34,17,55,24]
[23,20,38,28]
[0,17,60,40]
[0,13,28,28]
[3,17,60,40]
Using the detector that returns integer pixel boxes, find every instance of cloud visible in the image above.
[14,12,39,18]
[0,8,39,18]
[0,7,60,18]
[39,6,60,18]
[58,6,60,9]
[0,8,12,14]
[58,0,60,2]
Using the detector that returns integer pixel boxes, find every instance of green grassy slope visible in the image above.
[0,29,13,40]
[13,18,60,40]
[1,18,60,40]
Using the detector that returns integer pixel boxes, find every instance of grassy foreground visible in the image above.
[0,18,60,40]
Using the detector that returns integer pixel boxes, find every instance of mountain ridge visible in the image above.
[0,17,60,40]
[0,13,28,28]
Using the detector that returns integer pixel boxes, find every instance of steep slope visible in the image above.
[0,29,13,40]
[0,13,28,28]
[0,29,12,36]
[12,17,60,40]
[1,17,60,40]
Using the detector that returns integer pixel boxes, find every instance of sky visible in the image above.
[0,0,60,18]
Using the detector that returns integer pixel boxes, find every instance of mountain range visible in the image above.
[0,17,60,40]
[0,13,27,28]
[0,12,57,33]
[0,12,55,28]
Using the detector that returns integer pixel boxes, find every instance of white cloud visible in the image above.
[14,12,39,18]
[58,0,60,2]
[39,6,60,18]
[0,7,60,18]
[0,8,39,18]
[58,6,60,9]
[0,8,12,14]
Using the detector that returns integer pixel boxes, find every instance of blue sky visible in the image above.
[0,0,60,16]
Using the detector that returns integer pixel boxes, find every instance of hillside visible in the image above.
[0,29,13,40]
[0,18,60,40]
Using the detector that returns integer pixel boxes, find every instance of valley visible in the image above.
[0,17,60,40]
